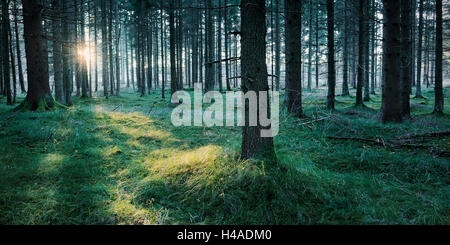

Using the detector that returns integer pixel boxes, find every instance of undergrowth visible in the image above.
[0,87,448,224]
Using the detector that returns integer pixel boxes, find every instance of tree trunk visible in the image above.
[161,8,166,98]
[115,0,120,96]
[8,17,17,103]
[94,3,98,93]
[61,0,72,106]
[2,0,12,105]
[401,0,412,117]
[108,0,114,96]
[217,0,223,92]
[363,0,370,102]
[381,0,403,123]
[101,0,109,97]
[285,0,303,117]
[434,0,443,114]
[169,0,178,96]
[327,0,335,110]
[356,0,366,106]
[52,0,63,103]
[13,1,25,94]
[308,0,313,92]
[205,0,214,93]
[224,0,231,91]
[342,0,349,96]
[17,0,57,111]
[241,0,275,160]
[147,13,153,94]
[315,2,319,89]
[415,0,423,98]
[275,0,281,91]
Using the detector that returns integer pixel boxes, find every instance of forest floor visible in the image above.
[0,86,449,225]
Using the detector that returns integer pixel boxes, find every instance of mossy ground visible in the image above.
[0,87,448,225]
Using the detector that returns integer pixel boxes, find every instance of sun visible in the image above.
[77,45,94,63]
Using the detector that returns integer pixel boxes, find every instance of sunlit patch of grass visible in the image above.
[109,198,156,225]
[148,145,222,176]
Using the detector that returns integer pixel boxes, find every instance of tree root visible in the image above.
[12,96,68,112]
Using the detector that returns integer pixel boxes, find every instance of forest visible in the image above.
[0,0,449,225]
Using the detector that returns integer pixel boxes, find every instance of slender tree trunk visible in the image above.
[327,0,335,110]
[0,21,3,96]
[224,0,231,91]
[52,0,63,103]
[115,0,120,96]
[94,3,98,93]
[308,0,313,91]
[125,25,130,88]
[80,0,88,98]
[415,0,423,98]
[275,0,281,91]
[62,0,72,105]
[8,18,17,103]
[370,0,377,95]
[315,2,320,89]
[285,0,303,117]
[356,0,366,106]
[434,0,443,113]
[217,0,223,92]
[363,0,370,102]
[381,0,403,123]
[154,20,159,88]
[161,8,166,98]
[2,0,11,105]
[101,0,109,97]
[342,0,349,96]
[401,0,412,117]
[169,0,177,96]
[205,0,214,92]
[13,1,25,94]
[147,13,153,94]
[108,0,114,95]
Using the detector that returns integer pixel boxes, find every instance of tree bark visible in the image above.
[356,0,366,106]
[115,0,120,96]
[205,0,214,92]
[415,0,423,98]
[52,0,63,103]
[101,0,109,97]
[401,0,412,117]
[434,0,443,113]
[1,0,12,105]
[18,0,56,111]
[327,0,335,110]
[381,0,403,123]
[241,0,275,160]
[308,0,313,91]
[275,0,281,91]
[13,1,25,94]
[169,0,178,96]
[285,0,303,117]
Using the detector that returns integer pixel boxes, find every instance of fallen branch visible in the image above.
[327,136,392,147]
[398,130,450,139]
[299,117,329,126]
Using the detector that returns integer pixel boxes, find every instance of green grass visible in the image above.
[0,87,449,225]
